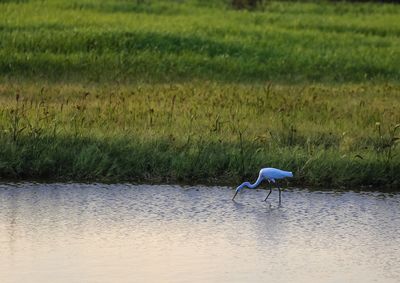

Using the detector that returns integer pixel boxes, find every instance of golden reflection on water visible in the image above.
[0,184,399,283]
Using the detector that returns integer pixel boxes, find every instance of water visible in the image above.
[0,183,399,283]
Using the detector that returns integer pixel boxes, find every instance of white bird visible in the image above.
[232,168,293,202]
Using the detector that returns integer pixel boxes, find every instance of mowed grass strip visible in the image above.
[0,0,399,83]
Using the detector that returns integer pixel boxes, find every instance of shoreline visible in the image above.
[0,177,398,192]
[0,82,399,191]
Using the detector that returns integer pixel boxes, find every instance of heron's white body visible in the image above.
[237,168,293,190]
[259,168,293,183]
[233,167,293,201]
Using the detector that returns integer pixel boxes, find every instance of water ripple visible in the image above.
[0,183,399,283]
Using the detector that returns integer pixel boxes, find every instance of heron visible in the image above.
[232,168,293,202]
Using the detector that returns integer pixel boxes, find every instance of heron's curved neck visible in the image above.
[242,173,263,189]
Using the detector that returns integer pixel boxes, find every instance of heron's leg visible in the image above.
[278,186,282,204]
[264,187,272,202]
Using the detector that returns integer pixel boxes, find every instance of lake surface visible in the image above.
[0,183,399,283]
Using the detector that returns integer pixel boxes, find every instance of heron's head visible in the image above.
[232,183,246,201]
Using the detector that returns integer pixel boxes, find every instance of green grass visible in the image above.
[1,0,400,83]
[0,82,399,187]
[0,0,399,188]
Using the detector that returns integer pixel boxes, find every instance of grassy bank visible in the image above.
[0,0,399,188]
[0,82,399,187]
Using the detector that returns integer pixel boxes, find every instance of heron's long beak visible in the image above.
[232,190,239,201]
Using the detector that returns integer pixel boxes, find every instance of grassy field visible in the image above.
[0,0,399,188]
[1,0,400,83]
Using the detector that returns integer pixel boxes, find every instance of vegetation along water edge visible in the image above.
[0,0,399,188]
